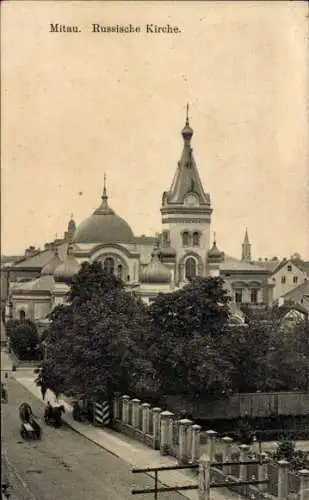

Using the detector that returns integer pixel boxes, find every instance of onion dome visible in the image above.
[54,245,81,284]
[73,175,134,244]
[41,247,62,276]
[140,248,171,284]
[207,234,224,263]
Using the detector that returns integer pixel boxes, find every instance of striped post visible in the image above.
[102,401,111,426]
[94,401,111,426]
[94,402,104,426]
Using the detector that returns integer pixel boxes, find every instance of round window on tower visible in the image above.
[184,194,199,206]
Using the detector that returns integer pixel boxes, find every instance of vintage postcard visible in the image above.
[1,1,309,499]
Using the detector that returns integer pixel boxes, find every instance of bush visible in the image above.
[6,319,41,361]
[272,440,309,471]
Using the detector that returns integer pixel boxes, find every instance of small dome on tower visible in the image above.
[181,103,193,142]
[140,248,171,284]
[54,245,81,284]
[41,247,62,276]
[207,234,224,263]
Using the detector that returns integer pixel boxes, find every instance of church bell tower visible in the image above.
[160,106,212,284]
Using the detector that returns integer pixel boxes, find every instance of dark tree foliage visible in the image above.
[36,262,159,401]
[6,319,41,360]
[148,277,233,396]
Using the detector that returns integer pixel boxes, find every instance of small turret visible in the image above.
[241,228,252,262]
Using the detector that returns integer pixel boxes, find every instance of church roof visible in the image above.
[163,111,211,206]
[10,243,68,269]
[12,275,55,293]
[73,179,135,245]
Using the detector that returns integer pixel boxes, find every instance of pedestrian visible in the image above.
[41,384,47,400]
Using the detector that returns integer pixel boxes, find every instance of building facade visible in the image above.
[6,114,275,323]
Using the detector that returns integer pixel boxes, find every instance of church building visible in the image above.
[6,112,272,327]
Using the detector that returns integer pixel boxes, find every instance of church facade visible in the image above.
[6,114,272,326]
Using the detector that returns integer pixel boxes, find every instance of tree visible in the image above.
[6,319,41,360]
[148,277,233,396]
[36,262,158,401]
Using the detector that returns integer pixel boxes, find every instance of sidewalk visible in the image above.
[13,371,245,500]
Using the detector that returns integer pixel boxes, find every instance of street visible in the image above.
[2,376,185,500]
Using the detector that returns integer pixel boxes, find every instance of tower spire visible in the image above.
[186,103,190,126]
[94,173,114,215]
[241,227,252,262]
[103,173,107,200]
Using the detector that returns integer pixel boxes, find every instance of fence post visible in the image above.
[165,411,175,455]
[178,418,192,464]
[239,444,250,481]
[198,454,211,500]
[192,424,202,464]
[141,403,151,435]
[131,398,141,428]
[277,459,289,500]
[258,452,268,493]
[206,430,217,461]
[299,469,309,500]
[152,407,162,450]
[222,436,233,476]
[160,411,171,455]
[121,395,130,424]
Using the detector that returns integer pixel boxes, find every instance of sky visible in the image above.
[2,1,309,260]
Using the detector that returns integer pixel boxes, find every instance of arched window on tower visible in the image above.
[192,232,200,247]
[182,231,189,247]
[19,309,26,320]
[117,264,123,279]
[185,257,197,281]
[104,257,115,275]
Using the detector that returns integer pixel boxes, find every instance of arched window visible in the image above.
[19,309,26,320]
[182,231,189,247]
[117,264,123,279]
[104,257,114,275]
[192,232,200,246]
[185,257,197,281]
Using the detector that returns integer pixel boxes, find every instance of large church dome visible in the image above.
[73,183,134,245]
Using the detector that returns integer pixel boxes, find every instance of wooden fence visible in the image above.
[161,391,309,420]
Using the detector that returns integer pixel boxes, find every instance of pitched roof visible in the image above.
[220,255,270,273]
[11,243,68,269]
[254,260,281,272]
[12,275,55,293]
[280,280,309,303]
[164,119,210,206]
[1,255,23,264]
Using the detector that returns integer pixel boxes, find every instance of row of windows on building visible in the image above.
[234,288,259,304]
[162,231,201,248]
[274,276,299,285]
